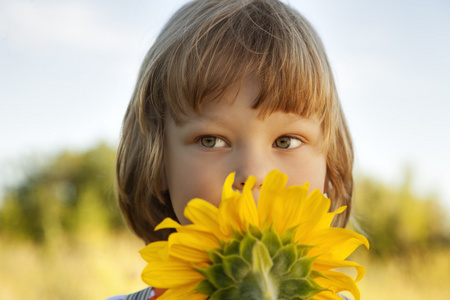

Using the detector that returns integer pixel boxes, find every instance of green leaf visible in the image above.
[271,244,297,276]
[199,264,234,288]
[209,286,239,300]
[240,233,258,264]
[194,279,216,296]
[223,255,251,282]
[261,226,283,257]
[252,241,273,274]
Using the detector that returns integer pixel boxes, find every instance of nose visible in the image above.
[231,147,270,197]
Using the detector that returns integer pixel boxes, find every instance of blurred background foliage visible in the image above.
[0,142,123,244]
[1,142,449,299]
[354,170,450,258]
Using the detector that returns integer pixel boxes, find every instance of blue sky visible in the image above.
[1,0,449,210]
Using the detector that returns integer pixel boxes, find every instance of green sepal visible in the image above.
[209,286,239,300]
[240,233,258,264]
[193,279,216,296]
[285,256,316,279]
[238,272,265,300]
[231,229,244,241]
[197,264,234,289]
[223,255,251,282]
[248,223,263,240]
[224,239,240,256]
[296,244,314,257]
[280,226,297,245]
[308,278,327,294]
[206,249,223,264]
[278,278,323,299]
[261,226,283,257]
[252,241,273,274]
[270,243,297,276]
[309,269,326,279]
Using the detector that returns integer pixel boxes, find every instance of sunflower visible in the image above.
[140,170,369,300]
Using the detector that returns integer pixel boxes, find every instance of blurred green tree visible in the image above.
[1,144,449,259]
[353,168,450,258]
[0,142,124,243]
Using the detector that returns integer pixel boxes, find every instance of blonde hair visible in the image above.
[116,0,353,243]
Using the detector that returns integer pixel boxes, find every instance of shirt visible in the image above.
[106,287,352,300]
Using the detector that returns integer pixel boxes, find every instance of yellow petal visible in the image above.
[297,205,347,242]
[314,258,366,282]
[334,205,347,215]
[307,228,369,261]
[157,282,207,300]
[270,185,308,234]
[155,218,182,231]
[155,218,220,242]
[184,199,226,240]
[300,192,331,236]
[239,176,259,227]
[218,195,242,236]
[315,270,361,300]
[184,199,219,226]
[170,230,219,249]
[141,260,204,288]
[218,177,258,235]
[218,173,247,235]
[314,292,343,300]
[139,241,168,262]
[315,205,347,231]
[221,172,241,200]
[302,190,332,222]
[169,243,210,263]
[257,170,288,226]
[168,231,219,262]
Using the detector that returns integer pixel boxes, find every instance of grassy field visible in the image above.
[348,248,450,299]
[1,231,449,299]
[0,231,147,300]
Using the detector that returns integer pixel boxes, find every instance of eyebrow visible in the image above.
[176,113,233,130]
[177,109,320,131]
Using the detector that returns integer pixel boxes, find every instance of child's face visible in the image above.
[164,76,327,225]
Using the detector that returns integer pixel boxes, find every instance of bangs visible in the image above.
[140,0,338,141]
[157,0,336,122]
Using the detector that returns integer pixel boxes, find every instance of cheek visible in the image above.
[282,155,327,193]
[166,156,227,224]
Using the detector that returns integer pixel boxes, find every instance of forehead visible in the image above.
[170,74,321,124]
[172,76,321,130]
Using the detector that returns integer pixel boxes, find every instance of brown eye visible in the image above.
[274,136,302,149]
[200,136,227,148]
[200,136,216,147]
[274,136,290,149]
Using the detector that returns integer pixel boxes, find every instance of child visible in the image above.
[108,0,354,299]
